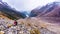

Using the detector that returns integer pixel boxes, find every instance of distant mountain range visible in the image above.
[0,1,26,20]
[30,2,60,17]
[1,1,60,20]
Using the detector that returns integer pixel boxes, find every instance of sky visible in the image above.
[2,0,60,12]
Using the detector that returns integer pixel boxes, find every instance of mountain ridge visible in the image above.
[30,2,60,17]
[0,1,26,20]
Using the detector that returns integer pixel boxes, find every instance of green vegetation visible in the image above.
[1,12,18,20]
[6,14,17,20]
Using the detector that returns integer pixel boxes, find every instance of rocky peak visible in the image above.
[30,2,60,17]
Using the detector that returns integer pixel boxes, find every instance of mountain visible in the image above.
[0,1,26,20]
[21,11,30,17]
[30,2,60,17]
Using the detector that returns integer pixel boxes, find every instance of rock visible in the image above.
[0,31,5,34]
[0,25,5,31]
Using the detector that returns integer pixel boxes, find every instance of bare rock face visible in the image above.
[30,2,60,17]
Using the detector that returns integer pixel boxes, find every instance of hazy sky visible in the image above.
[2,0,60,12]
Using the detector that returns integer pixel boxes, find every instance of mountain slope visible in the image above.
[0,1,26,20]
[30,2,60,17]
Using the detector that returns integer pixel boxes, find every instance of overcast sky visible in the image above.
[2,0,60,12]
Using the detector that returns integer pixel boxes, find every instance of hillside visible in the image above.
[30,2,60,17]
[0,1,26,20]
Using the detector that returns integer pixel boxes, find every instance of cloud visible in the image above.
[2,0,56,11]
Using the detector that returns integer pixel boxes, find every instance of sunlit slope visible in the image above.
[0,11,10,20]
[17,17,60,34]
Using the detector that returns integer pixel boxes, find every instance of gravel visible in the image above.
[0,18,56,34]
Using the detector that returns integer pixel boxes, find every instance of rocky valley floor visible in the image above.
[0,17,60,34]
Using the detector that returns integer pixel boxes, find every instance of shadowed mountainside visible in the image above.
[0,1,26,20]
[30,2,60,17]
